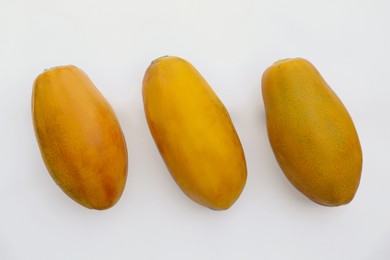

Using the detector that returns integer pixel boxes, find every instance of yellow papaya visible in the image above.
[262,58,362,206]
[32,65,128,210]
[143,56,247,210]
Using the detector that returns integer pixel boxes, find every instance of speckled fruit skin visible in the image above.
[143,56,247,210]
[262,58,362,206]
[32,65,128,210]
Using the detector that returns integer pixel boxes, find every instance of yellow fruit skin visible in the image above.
[262,58,362,206]
[32,66,128,210]
[143,56,247,210]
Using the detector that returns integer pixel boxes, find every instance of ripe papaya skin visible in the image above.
[32,65,128,210]
[262,58,362,206]
[143,56,247,210]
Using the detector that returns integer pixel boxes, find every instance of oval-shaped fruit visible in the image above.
[32,65,128,210]
[143,56,247,210]
[262,58,362,206]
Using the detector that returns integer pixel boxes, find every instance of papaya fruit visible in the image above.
[262,58,362,206]
[143,56,247,210]
[32,65,128,210]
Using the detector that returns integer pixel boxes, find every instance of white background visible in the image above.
[1,0,389,259]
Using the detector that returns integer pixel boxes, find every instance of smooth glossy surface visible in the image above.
[143,56,247,210]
